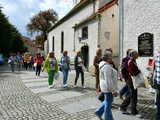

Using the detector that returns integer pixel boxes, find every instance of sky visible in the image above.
[0,0,74,39]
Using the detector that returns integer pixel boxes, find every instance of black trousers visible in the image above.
[24,62,29,70]
[74,66,84,86]
[120,80,138,114]
[36,66,41,76]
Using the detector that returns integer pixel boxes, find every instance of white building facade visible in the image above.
[123,0,160,75]
[48,0,119,68]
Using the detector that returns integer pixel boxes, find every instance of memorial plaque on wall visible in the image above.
[138,33,153,57]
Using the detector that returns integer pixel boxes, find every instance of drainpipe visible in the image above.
[119,0,124,63]
[97,13,101,49]
[73,27,76,51]
[92,0,96,13]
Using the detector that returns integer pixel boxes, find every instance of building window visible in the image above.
[82,26,88,40]
[52,36,54,51]
[61,32,64,53]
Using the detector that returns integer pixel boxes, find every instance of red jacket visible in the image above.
[34,57,43,66]
[128,58,140,77]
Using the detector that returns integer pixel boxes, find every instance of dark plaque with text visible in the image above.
[138,33,153,57]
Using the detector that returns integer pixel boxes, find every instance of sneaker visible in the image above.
[82,86,86,88]
[94,112,103,120]
[49,85,52,89]
[63,84,68,88]
[73,85,77,88]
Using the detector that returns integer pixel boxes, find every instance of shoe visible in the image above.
[82,86,86,88]
[63,84,68,88]
[119,107,130,114]
[94,112,103,120]
[49,85,54,89]
[73,85,77,88]
[131,110,139,115]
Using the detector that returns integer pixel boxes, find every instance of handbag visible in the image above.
[132,73,145,89]
[98,93,104,102]
[54,72,60,80]
[34,63,37,67]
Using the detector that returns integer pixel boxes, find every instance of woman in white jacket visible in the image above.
[95,51,118,120]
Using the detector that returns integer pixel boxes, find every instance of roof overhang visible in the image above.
[72,13,100,29]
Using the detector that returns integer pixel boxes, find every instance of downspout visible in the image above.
[98,13,101,49]
[92,0,96,13]
[73,27,76,51]
[119,0,124,63]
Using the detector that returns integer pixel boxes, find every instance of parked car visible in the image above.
[0,54,4,65]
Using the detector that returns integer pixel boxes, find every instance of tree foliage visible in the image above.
[26,9,58,49]
[35,35,45,48]
[0,7,27,56]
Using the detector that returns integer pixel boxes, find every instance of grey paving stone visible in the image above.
[30,87,56,94]
[60,97,100,114]
[41,91,82,103]
[25,82,48,88]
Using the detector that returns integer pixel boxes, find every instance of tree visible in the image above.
[35,35,45,49]
[0,7,27,56]
[27,9,58,49]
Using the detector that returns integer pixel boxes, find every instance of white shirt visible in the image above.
[49,58,56,70]
[77,57,83,67]
[99,61,118,93]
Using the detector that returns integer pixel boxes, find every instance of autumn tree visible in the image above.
[27,9,58,49]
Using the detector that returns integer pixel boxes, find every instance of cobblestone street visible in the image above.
[0,65,156,120]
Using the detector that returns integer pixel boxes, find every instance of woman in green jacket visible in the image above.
[44,52,58,88]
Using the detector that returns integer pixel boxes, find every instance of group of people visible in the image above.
[43,51,85,88]
[8,48,160,120]
[93,48,160,120]
[8,53,45,73]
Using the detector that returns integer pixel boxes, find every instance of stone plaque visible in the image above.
[138,33,153,57]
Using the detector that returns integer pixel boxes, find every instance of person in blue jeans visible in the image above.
[119,85,129,99]
[119,49,132,100]
[60,51,70,88]
[95,50,118,120]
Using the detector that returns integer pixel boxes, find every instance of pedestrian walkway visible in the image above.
[0,66,156,120]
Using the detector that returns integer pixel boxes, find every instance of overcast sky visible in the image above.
[0,0,74,39]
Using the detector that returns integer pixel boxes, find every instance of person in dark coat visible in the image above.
[93,49,102,92]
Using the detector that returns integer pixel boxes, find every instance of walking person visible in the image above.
[16,54,23,72]
[153,50,160,120]
[44,52,58,88]
[8,54,16,72]
[34,53,43,78]
[74,51,85,88]
[23,53,30,70]
[119,49,132,99]
[120,50,140,115]
[60,51,70,88]
[93,49,102,92]
[95,51,118,120]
